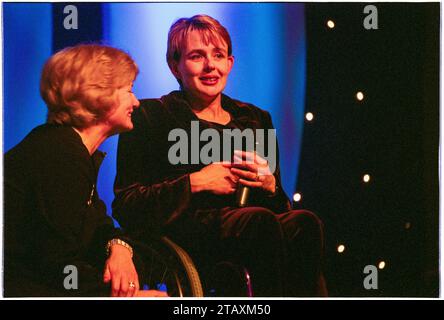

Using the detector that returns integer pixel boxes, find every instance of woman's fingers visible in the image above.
[219,161,232,168]
[231,158,258,174]
[126,276,139,297]
[134,278,140,296]
[106,266,140,297]
[226,171,239,183]
[230,167,258,181]
[119,275,130,297]
[234,150,268,165]
[238,178,262,188]
[233,154,271,177]
[111,274,121,297]
[135,290,169,297]
[223,177,237,192]
[103,265,111,283]
[117,275,140,297]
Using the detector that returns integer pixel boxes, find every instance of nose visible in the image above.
[132,94,140,109]
[204,57,216,71]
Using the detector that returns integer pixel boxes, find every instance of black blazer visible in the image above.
[113,91,291,240]
[4,124,125,296]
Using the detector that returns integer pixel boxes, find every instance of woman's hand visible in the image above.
[230,150,276,195]
[135,290,169,297]
[103,244,139,297]
[190,162,238,195]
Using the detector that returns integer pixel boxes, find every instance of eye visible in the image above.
[214,52,225,59]
[125,85,134,93]
[189,54,203,61]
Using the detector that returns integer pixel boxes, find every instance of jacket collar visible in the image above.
[68,126,106,170]
[161,90,253,129]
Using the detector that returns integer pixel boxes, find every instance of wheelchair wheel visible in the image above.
[205,261,253,297]
[140,236,204,297]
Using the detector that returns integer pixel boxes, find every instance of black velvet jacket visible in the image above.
[113,91,291,241]
[4,124,125,296]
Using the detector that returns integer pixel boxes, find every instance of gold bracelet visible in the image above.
[106,238,133,258]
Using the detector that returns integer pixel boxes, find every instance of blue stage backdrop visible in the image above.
[3,3,306,217]
[3,4,52,152]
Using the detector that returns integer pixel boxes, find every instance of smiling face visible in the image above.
[171,30,234,104]
[106,83,140,134]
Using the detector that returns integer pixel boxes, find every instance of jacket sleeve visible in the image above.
[250,111,292,213]
[112,104,193,239]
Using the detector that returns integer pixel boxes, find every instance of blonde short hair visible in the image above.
[166,14,232,73]
[40,44,138,128]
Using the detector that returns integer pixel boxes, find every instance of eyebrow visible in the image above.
[186,49,204,55]
[186,47,226,55]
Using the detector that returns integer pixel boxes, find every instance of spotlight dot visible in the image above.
[405,222,411,229]
[378,261,386,269]
[305,112,314,121]
[363,174,371,183]
[327,20,335,29]
[356,91,364,101]
[293,193,302,202]
[337,245,345,253]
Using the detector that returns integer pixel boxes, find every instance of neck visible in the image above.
[186,93,226,119]
[73,125,110,155]
[186,92,222,112]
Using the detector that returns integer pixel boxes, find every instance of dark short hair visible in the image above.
[166,14,232,72]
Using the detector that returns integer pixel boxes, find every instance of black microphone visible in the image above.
[229,131,257,208]
[235,145,256,208]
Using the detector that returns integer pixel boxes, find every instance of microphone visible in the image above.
[235,146,256,208]
[236,183,250,207]
[230,132,259,208]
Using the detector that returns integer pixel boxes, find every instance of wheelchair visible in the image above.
[139,237,253,297]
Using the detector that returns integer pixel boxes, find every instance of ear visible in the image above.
[169,61,181,81]
[227,55,234,74]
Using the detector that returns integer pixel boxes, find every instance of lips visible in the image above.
[199,76,219,85]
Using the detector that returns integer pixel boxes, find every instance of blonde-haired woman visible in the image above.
[4,44,166,297]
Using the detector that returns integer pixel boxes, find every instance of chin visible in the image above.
[198,89,222,100]
[115,123,133,134]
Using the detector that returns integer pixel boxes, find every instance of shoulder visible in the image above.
[132,91,193,131]
[4,124,88,182]
[32,124,79,141]
[137,91,183,116]
[231,97,270,115]
[5,124,86,165]
[7,124,78,151]
[222,94,273,126]
[133,91,178,124]
[138,97,165,113]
